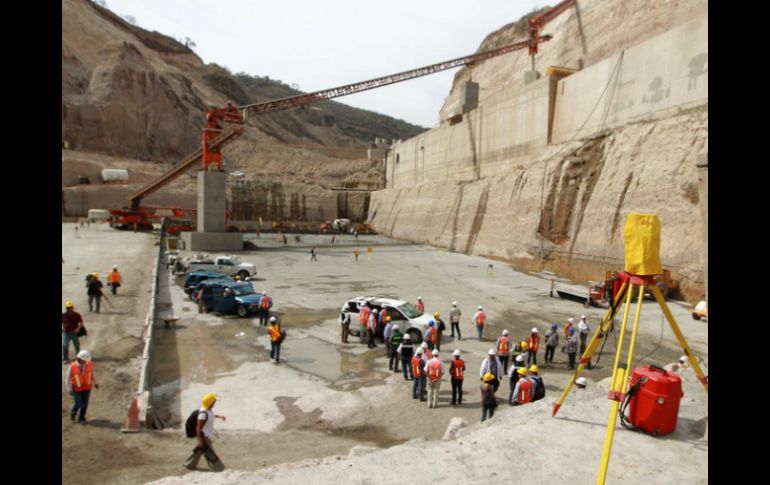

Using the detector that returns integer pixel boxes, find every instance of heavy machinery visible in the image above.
[108,10,571,230]
[528,0,576,73]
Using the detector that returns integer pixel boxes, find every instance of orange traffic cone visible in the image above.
[120,396,141,433]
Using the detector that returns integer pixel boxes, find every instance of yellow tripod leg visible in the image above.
[650,286,708,393]
[597,284,645,485]
[553,281,629,416]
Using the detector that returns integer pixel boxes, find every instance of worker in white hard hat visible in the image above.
[339,308,352,344]
[184,392,226,471]
[564,317,575,338]
[268,316,284,363]
[65,350,99,424]
[396,333,415,380]
[62,300,84,363]
[449,301,462,340]
[496,329,511,374]
[415,296,425,313]
[258,291,273,326]
[449,349,466,405]
[472,306,487,341]
[107,265,123,295]
[479,348,503,392]
[575,376,588,389]
[424,349,444,409]
[508,353,527,404]
[526,327,540,366]
[411,347,427,401]
[367,309,379,349]
[664,355,690,373]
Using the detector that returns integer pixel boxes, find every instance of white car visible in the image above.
[186,254,256,279]
[341,296,433,343]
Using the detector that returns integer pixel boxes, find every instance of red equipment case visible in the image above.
[627,365,684,436]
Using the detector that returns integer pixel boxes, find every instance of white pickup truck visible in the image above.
[186,255,257,279]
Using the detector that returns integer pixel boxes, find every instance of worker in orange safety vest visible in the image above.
[358,303,371,344]
[411,348,426,401]
[449,349,465,406]
[527,328,540,366]
[472,306,487,340]
[511,368,532,405]
[66,350,99,424]
[107,265,122,295]
[424,349,444,409]
[496,329,511,374]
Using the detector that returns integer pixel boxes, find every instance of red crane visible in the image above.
[108,34,554,230]
[528,0,576,72]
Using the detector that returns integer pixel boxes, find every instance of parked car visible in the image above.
[186,254,257,279]
[340,296,433,343]
[184,271,234,299]
[197,280,262,317]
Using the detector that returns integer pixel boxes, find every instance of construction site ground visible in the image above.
[61,224,708,484]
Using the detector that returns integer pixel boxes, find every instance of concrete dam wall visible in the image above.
[370,14,707,300]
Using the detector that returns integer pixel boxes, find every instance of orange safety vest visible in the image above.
[260,296,271,310]
[108,271,121,284]
[498,337,509,355]
[451,359,465,380]
[527,334,540,352]
[564,322,573,338]
[268,325,281,342]
[359,307,370,324]
[427,359,442,382]
[424,327,435,343]
[70,361,94,392]
[411,355,424,378]
[476,311,486,326]
[517,379,532,404]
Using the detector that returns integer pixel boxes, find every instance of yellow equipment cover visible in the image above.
[623,213,662,275]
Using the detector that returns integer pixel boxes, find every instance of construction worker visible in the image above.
[66,350,99,424]
[411,347,426,401]
[564,327,578,369]
[664,355,689,373]
[564,317,574,339]
[424,349,444,409]
[383,316,395,359]
[310,247,318,262]
[472,305,487,340]
[389,323,402,372]
[61,301,84,364]
[184,392,226,471]
[258,291,273,326]
[544,323,559,363]
[424,321,436,351]
[480,372,497,422]
[479,348,502,392]
[415,296,425,313]
[575,376,588,389]
[449,301,462,340]
[354,247,360,262]
[496,329,511,374]
[527,328,540,365]
[367,309,379,348]
[511,340,527,364]
[358,303,370,344]
[107,265,122,295]
[529,365,545,402]
[511,368,532,406]
[268,316,283,363]
[86,272,104,313]
[339,310,351,344]
[378,307,390,343]
[508,354,526,404]
[578,315,592,368]
[397,333,414,380]
[433,312,445,351]
[449,349,465,406]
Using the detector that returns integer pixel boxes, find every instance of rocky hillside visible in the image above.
[61,0,425,164]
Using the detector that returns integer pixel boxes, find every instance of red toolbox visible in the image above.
[627,365,684,436]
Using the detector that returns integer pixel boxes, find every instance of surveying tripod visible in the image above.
[552,272,708,484]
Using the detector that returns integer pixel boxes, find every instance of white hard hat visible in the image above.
[403,333,412,340]
[392,324,399,330]
[531,327,538,333]
[77,350,92,361]
[421,342,428,348]
[679,355,687,363]
[262,290,267,295]
[515,354,524,363]
[417,296,422,300]
[113,265,118,269]
[568,318,574,323]
[502,329,509,336]
[581,315,586,319]
[576,377,587,387]
[416,347,423,354]
[373,309,379,314]
[452,301,457,306]
[270,316,277,323]
[432,349,439,356]
[478,305,483,310]
[453,349,461,357]
[488,348,496,355]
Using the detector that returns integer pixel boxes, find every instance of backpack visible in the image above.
[278,328,287,343]
[185,409,206,438]
[532,376,545,401]
[438,320,446,332]
[483,388,497,408]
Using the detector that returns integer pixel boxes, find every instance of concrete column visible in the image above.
[197,170,227,233]
[696,153,707,302]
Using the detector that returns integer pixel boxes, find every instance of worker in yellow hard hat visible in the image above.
[433,311,446,351]
[86,272,104,313]
[529,365,545,402]
[480,372,498,422]
[62,301,85,363]
[184,393,226,471]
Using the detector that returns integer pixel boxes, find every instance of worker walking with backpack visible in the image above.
[184,392,226,471]
[480,372,497,422]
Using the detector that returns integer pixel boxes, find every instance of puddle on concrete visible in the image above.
[281,336,390,391]
[274,396,404,448]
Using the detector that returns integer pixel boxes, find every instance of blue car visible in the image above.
[184,271,233,299]
[197,280,261,318]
